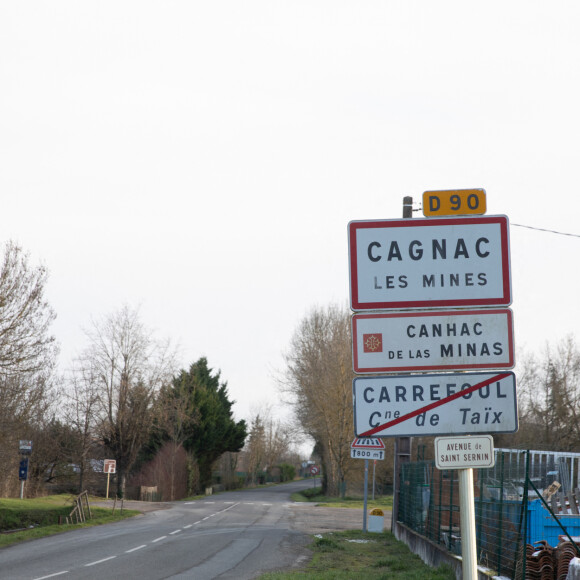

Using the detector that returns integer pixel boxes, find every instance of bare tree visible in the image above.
[244,413,266,484]
[151,381,199,500]
[280,304,356,495]
[0,241,57,375]
[64,360,102,492]
[516,335,580,451]
[244,407,293,484]
[0,241,58,495]
[80,305,175,497]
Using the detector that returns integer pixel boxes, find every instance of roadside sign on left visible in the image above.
[103,459,116,474]
[19,458,29,481]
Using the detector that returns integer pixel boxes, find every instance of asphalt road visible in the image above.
[0,479,373,580]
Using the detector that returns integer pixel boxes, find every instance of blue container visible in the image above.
[527,499,580,547]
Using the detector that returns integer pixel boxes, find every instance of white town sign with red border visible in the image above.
[352,309,514,373]
[348,215,511,311]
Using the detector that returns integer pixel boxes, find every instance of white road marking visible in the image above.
[85,556,116,567]
[126,545,146,553]
[34,500,243,580]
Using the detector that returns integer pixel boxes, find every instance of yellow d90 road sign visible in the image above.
[423,189,486,217]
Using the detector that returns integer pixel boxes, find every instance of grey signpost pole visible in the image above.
[459,467,478,579]
[392,196,413,531]
[363,459,369,532]
[20,474,25,500]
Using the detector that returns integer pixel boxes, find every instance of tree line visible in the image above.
[4,240,574,500]
[280,303,580,496]
[0,241,301,499]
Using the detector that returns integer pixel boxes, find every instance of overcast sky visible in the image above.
[2,1,579,427]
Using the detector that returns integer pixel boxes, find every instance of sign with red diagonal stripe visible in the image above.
[353,371,517,437]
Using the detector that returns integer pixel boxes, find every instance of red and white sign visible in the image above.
[103,459,116,474]
[352,309,514,373]
[310,465,319,475]
[351,438,385,460]
[351,437,385,449]
[353,371,518,438]
[348,215,511,311]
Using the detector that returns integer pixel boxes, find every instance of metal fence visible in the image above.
[398,449,580,579]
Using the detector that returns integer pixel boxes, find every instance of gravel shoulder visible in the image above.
[290,503,382,534]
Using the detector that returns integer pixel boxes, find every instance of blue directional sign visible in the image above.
[19,458,29,481]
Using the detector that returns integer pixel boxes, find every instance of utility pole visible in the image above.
[392,196,413,531]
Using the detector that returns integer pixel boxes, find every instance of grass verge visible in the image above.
[260,529,455,580]
[0,495,140,549]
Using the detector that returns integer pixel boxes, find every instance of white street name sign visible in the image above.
[352,371,517,438]
[352,309,514,373]
[348,215,511,311]
[435,435,495,470]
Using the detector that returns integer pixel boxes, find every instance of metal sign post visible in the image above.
[18,441,32,499]
[459,468,478,580]
[363,459,369,533]
[18,458,29,499]
[436,435,496,580]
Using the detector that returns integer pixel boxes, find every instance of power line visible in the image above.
[413,200,580,238]
[511,223,580,238]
